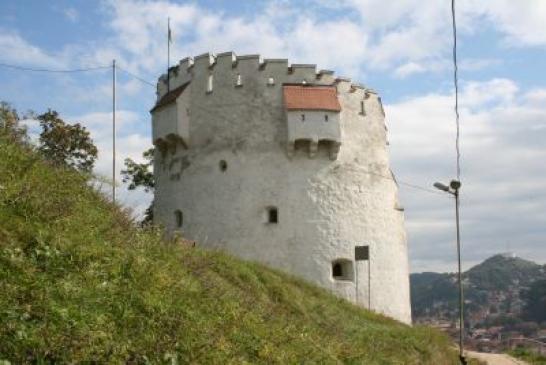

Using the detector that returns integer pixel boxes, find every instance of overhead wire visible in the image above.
[116,65,156,87]
[0,62,110,73]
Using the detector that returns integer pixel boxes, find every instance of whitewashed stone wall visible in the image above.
[152,52,411,324]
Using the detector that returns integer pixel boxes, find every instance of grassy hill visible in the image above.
[0,136,465,364]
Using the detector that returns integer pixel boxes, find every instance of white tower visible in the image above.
[151,52,411,324]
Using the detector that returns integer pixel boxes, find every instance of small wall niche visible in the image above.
[174,210,183,228]
[266,206,278,224]
[331,259,354,281]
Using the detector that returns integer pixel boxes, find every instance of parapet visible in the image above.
[155,51,372,101]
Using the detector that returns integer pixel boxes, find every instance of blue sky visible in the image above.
[1,0,545,272]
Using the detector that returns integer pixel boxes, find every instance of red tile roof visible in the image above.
[150,81,190,113]
[283,85,341,112]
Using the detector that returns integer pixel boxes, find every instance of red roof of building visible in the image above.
[283,85,341,112]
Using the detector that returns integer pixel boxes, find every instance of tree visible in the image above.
[521,279,546,323]
[37,110,97,172]
[0,102,27,143]
[121,148,155,225]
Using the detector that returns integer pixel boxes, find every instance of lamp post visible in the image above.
[434,179,466,365]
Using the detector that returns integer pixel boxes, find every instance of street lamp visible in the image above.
[434,179,466,365]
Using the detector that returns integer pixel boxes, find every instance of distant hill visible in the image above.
[411,254,546,326]
[0,134,466,363]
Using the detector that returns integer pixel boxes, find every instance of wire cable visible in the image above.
[0,62,110,73]
[116,65,156,87]
[452,0,461,180]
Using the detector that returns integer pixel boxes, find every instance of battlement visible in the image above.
[157,51,371,100]
[152,52,388,162]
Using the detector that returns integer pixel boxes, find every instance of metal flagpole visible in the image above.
[167,17,171,92]
[112,59,116,204]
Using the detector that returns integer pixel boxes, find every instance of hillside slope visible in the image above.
[0,137,463,364]
[411,255,546,324]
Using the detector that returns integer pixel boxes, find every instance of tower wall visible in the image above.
[152,52,411,323]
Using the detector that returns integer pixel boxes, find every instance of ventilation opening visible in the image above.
[219,160,227,172]
[267,77,275,86]
[332,259,354,281]
[301,114,305,122]
[174,210,183,228]
[324,114,329,122]
[235,73,242,87]
[360,100,366,115]
[266,206,278,224]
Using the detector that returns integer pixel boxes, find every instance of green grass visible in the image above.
[0,136,466,364]
[510,348,546,365]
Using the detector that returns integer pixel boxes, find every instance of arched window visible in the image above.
[360,100,366,115]
[331,259,354,281]
[174,210,183,228]
[267,76,275,86]
[324,114,329,122]
[236,73,242,87]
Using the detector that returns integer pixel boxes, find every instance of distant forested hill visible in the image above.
[411,254,546,326]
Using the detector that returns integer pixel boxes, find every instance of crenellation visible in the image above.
[179,57,194,71]
[216,51,237,68]
[335,77,352,93]
[194,52,216,67]
[316,69,335,84]
[288,64,317,84]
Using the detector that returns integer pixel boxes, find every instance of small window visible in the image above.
[331,259,354,281]
[360,100,366,115]
[378,97,385,116]
[207,74,213,93]
[324,114,329,122]
[267,207,278,224]
[267,77,275,86]
[332,263,343,277]
[235,73,242,87]
[219,160,227,172]
[174,210,183,228]
[301,114,305,122]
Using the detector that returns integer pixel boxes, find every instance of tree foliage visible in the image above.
[37,110,97,172]
[0,102,27,143]
[121,148,155,192]
[521,279,546,323]
[121,148,155,225]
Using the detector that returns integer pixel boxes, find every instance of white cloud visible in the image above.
[0,31,62,67]
[64,8,79,22]
[469,0,546,47]
[387,80,546,271]
[394,62,426,78]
